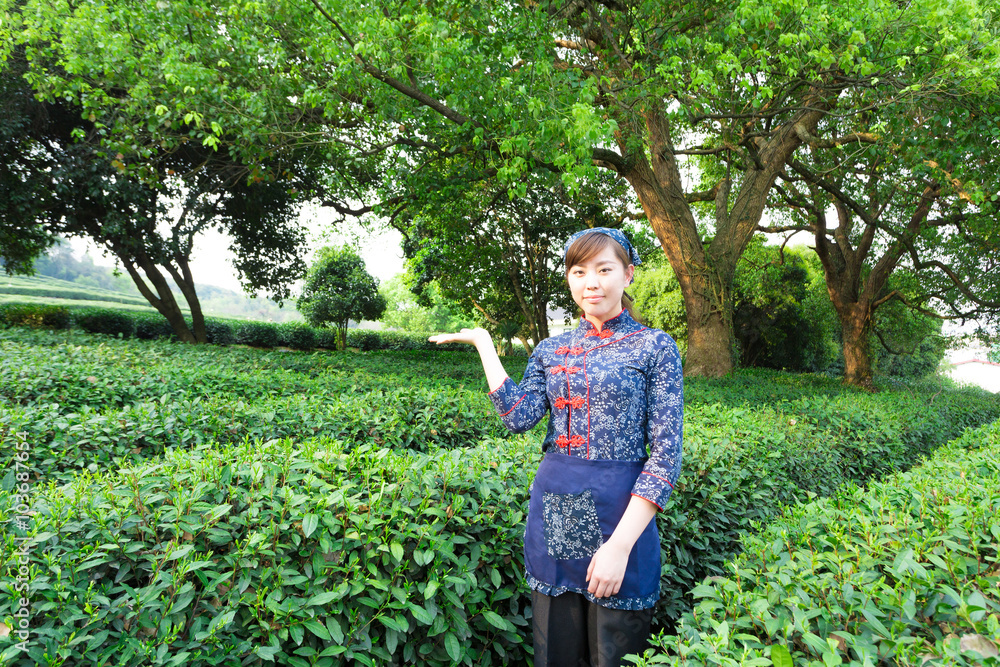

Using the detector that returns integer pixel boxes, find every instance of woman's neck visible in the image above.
[584,306,623,332]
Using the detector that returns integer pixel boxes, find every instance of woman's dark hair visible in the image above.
[564,232,643,324]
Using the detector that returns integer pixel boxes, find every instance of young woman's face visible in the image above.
[567,244,635,326]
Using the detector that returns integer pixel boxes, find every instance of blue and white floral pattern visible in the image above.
[489,309,683,510]
[541,489,604,560]
[489,308,683,609]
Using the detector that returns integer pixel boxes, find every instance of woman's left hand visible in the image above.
[586,539,631,598]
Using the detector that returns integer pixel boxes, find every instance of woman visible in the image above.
[430,228,683,667]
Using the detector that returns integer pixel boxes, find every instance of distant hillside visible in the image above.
[3,241,302,322]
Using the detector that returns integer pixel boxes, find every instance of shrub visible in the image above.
[4,328,1000,653]
[632,419,1000,667]
[313,326,341,350]
[0,436,536,666]
[233,320,279,348]
[72,307,136,338]
[650,386,1000,624]
[132,311,175,340]
[346,328,382,351]
[0,303,71,329]
[1,385,509,487]
[277,321,316,350]
[202,317,236,346]
[345,329,467,352]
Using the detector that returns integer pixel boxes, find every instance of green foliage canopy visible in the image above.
[379,276,473,334]
[10,0,998,375]
[0,49,312,343]
[297,246,386,348]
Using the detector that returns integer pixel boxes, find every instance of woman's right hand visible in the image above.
[428,328,490,347]
[429,328,508,393]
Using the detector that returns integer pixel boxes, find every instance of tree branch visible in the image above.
[787,158,875,228]
[685,180,723,203]
[310,0,482,130]
[793,123,878,149]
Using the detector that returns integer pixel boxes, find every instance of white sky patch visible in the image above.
[69,202,405,295]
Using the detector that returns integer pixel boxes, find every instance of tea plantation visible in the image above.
[1,327,998,666]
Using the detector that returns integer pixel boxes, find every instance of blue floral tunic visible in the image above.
[488,309,683,609]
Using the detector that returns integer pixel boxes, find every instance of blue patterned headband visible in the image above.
[563,227,642,269]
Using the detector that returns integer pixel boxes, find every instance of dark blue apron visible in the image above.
[525,452,660,602]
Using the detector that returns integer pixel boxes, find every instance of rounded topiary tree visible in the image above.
[297,246,386,350]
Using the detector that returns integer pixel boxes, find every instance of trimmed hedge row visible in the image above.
[633,418,1000,667]
[0,303,72,329]
[4,413,998,666]
[3,327,1000,663]
[0,284,150,306]
[0,301,470,352]
[1,386,509,486]
[652,386,1000,624]
[0,436,537,666]
[0,331,489,412]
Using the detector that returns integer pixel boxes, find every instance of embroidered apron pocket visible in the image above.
[541,488,603,560]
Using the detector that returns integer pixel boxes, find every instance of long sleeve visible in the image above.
[487,347,550,433]
[631,336,683,509]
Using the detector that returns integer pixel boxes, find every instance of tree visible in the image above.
[12,0,998,374]
[0,50,313,343]
[764,84,1000,388]
[732,241,836,372]
[379,276,474,333]
[297,246,387,349]
[632,240,841,372]
[401,176,643,351]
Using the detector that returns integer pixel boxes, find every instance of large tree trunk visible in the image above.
[117,249,199,344]
[612,99,828,377]
[683,273,735,377]
[840,305,875,390]
[165,256,208,343]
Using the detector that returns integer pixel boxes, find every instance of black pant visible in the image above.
[531,591,654,667]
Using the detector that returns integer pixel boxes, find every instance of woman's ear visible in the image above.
[625,264,635,285]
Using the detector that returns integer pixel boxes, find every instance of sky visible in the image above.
[71,203,406,295]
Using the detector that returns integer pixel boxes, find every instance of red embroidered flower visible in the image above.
[555,435,587,448]
[554,396,586,409]
[584,329,615,339]
[569,347,584,355]
[555,346,570,355]
[552,365,582,375]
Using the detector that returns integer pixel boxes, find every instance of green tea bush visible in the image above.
[234,321,280,348]
[0,436,537,666]
[203,318,236,346]
[133,312,176,340]
[633,419,1000,667]
[4,327,1000,650]
[346,329,467,352]
[277,321,316,350]
[314,327,341,350]
[346,328,382,351]
[73,307,137,338]
[654,385,1000,623]
[1,385,510,487]
[0,303,72,329]
[0,284,148,307]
